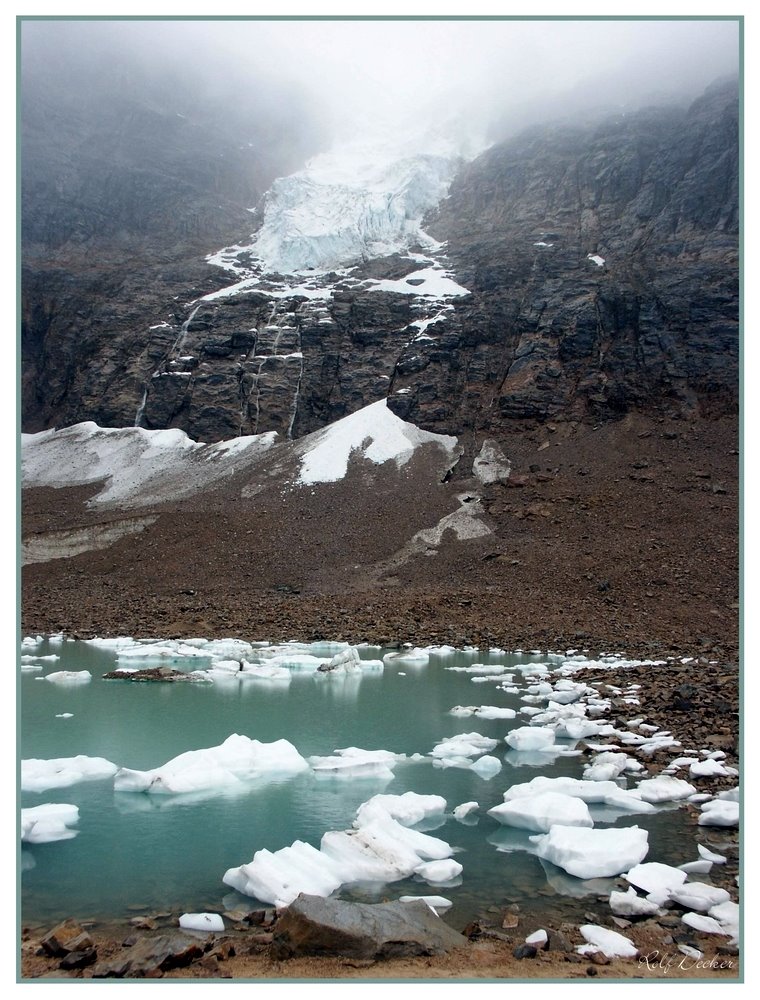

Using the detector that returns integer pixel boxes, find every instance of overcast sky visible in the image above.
[22,17,740,148]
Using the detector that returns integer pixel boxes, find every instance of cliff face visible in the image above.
[21,77,738,442]
[388,79,739,434]
[20,29,321,433]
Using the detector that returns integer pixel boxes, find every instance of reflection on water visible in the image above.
[20,638,706,929]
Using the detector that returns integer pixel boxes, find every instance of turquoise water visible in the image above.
[20,640,697,929]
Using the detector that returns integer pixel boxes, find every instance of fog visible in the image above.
[22,17,739,155]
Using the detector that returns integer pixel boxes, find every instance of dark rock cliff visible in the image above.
[21,75,738,442]
[388,78,739,434]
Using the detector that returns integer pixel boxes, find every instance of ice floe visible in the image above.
[530,825,649,879]
[113,734,308,795]
[669,882,731,912]
[609,887,662,918]
[224,791,452,907]
[21,803,79,843]
[502,776,655,814]
[453,801,479,821]
[398,895,452,913]
[414,859,463,884]
[383,648,431,668]
[22,755,119,792]
[309,747,402,779]
[698,799,739,827]
[488,792,593,833]
[505,727,556,752]
[44,670,91,685]
[635,775,697,803]
[449,705,516,720]
[624,862,687,904]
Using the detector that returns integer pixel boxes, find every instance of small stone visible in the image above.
[59,948,97,971]
[589,950,610,965]
[41,920,94,958]
[513,944,537,959]
[502,913,519,930]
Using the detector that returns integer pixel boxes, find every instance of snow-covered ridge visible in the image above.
[22,400,460,507]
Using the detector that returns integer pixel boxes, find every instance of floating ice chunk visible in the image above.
[431,733,498,759]
[469,755,502,779]
[531,825,648,879]
[505,727,555,751]
[117,641,212,663]
[698,800,739,827]
[20,662,43,672]
[55,713,73,719]
[399,895,452,912]
[624,862,687,904]
[309,747,402,778]
[636,775,697,803]
[716,786,739,801]
[577,924,637,958]
[502,776,654,813]
[224,841,343,907]
[453,801,478,821]
[22,755,118,792]
[179,912,224,932]
[449,705,516,720]
[681,912,728,935]
[383,648,430,668]
[708,900,739,941]
[414,859,462,883]
[84,636,136,649]
[21,635,44,650]
[44,670,91,685]
[113,734,308,795]
[690,759,737,778]
[22,654,60,663]
[446,663,510,674]
[669,882,730,912]
[609,887,662,918]
[318,647,362,674]
[21,803,79,843]
[489,793,593,833]
[679,860,713,874]
[698,843,727,864]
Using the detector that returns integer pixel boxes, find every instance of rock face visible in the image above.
[21,64,738,443]
[271,894,468,960]
[20,22,321,436]
[390,78,738,434]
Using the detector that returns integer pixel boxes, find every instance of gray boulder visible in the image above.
[272,893,468,960]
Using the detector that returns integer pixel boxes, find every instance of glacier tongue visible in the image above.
[207,124,484,280]
[253,149,457,275]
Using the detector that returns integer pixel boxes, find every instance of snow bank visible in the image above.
[113,734,308,795]
[298,400,457,486]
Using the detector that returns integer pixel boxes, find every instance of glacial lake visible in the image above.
[20,639,700,930]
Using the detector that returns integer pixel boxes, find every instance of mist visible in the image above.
[22,17,739,159]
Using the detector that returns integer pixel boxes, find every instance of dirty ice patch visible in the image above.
[22,756,119,793]
[297,399,458,485]
[113,734,308,795]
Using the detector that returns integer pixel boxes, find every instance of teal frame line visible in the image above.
[16,12,744,985]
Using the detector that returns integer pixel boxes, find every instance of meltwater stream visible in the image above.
[20,640,701,931]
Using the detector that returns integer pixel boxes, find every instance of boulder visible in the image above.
[272,893,467,960]
[40,919,94,957]
[92,933,207,978]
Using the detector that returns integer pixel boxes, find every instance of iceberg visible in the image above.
[224,791,451,907]
[113,734,308,795]
[530,825,649,879]
[21,803,79,843]
[22,755,119,793]
[488,792,593,833]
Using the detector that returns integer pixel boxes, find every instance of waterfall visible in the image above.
[134,388,148,428]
